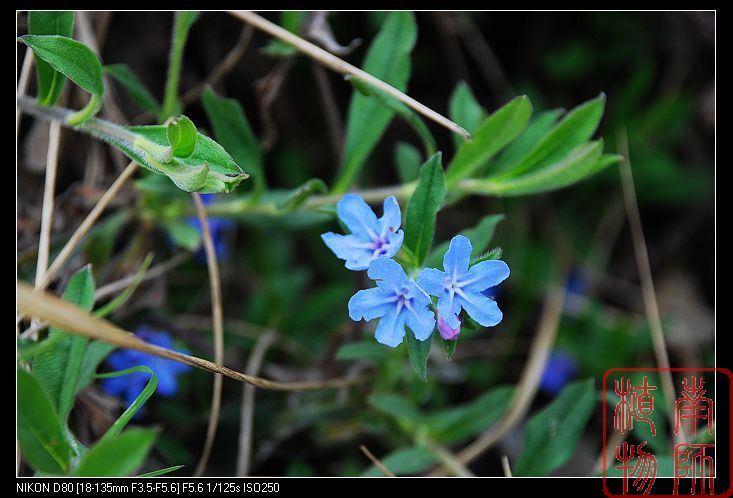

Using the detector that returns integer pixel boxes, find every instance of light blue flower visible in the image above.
[321,193,404,271]
[348,258,435,348]
[418,235,509,329]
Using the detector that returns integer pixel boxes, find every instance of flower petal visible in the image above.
[443,235,472,278]
[456,289,503,327]
[374,308,408,348]
[156,366,178,397]
[437,300,462,328]
[321,232,373,270]
[417,267,447,297]
[383,229,404,259]
[378,196,402,237]
[405,305,436,341]
[461,259,510,292]
[337,193,380,238]
[348,287,394,321]
[367,257,408,286]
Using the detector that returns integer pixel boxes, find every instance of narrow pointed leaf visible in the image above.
[404,153,446,266]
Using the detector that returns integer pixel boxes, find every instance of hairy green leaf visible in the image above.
[406,327,433,382]
[449,81,485,148]
[426,214,504,269]
[28,12,74,106]
[394,142,421,183]
[72,428,157,477]
[404,153,446,266]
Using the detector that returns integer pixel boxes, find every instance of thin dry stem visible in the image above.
[229,11,470,140]
[34,120,62,288]
[41,161,138,290]
[617,128,682,442]
[17,283,368,392]
[181,25,254,105]
[501,455,513,477]
[236,330,276,476]
[192,193,225,477]
[359,445,396,477]
[17,49,34,135]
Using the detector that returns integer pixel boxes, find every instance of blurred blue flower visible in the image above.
[321,193,404,271]
[349,258,435,348]
[563,269,589,315]
[187,193,235,263]
[540,351,579,395]
[418,235,510,329]
[102,326,191,409]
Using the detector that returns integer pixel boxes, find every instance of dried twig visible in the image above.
[617,128,682,441]
[34,120,62,289]
[181,25,254,105]
[40,161,139,290]
[359,445,396,477]
[17,49,34,136]
[192,193,225,477]
[229,11,470,140]
[17,282,369,392]
[236,330,276,476]
[501,455,513,477]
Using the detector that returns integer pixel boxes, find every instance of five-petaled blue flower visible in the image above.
[321,193,404,271]
[187,193,234,263]
[348,258,435,348]
[418,235,509,330]
[102,326,191,409]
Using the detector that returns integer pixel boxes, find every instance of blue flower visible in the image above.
[418,235,509,330]
[321,193,404,271]
[437,311,461,341]
[348,258,435,348]
[540,351,579,395]
[101,326,191,409]
[187,193,234,263]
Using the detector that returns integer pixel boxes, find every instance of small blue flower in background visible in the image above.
[321,193,404,271]
[418,235,509,330]
[187,193,235,263]
[563,269,589,316]
[539,351,579,395]
[348,258,435,348]
[102,326,191,409]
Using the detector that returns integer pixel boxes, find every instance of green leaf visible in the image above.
[368,393,423,424]
[404,153,446,266]
[449,81,485,148]
[446,95,532,187]
[425,214,504,269]
[441,337,457,359]
[490,93,606,180]
[163,220,200,250]
[138,465,185,477]
[465,141,620,197]
[346,76,437,157]
[33,265,95,423]
[166,115,197,158]
[201,87,265,196]
[406,327,433,382]
[96,366,158,442]
[333,12,417,193]
[471,246,503,264]
[18,35,103,124]
[278,179,327,212]
[17,369,73,474]
[361,446,437,476]
[125,125,247,193]
[28,12,74,106]
[71,428,157,476]
[395,142,421,183]
[335,341,391,362]
[514,379,596,476]
[426,386,513,444]
[77,341,116,393]
[104,64,161,114]
[490,109,563,175]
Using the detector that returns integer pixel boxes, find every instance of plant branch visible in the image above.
[359,445,396,477]
[228,11,470,140]
[192,192,225,477]
[34,120,62,289]
[17,283,369,392]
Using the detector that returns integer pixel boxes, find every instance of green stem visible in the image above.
[160,12,199,122]
[67,93,102,126]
